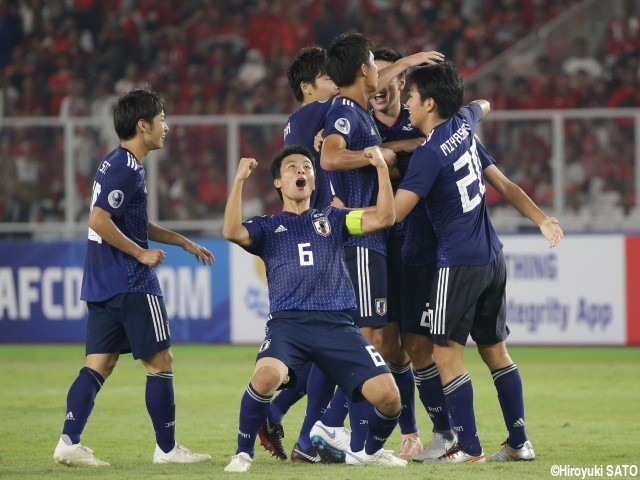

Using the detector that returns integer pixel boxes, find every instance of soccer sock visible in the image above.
[321,387,349,427]
[145,371,176,453]
[414,363,451,432]
[364,407,401,455]
[297,363,336,450]
[62,367,104,445]
[236,383,273,457]
[443,372,482,456]
[348,398,372,452]
[388,362,417,435]
[268,361,312,424]
[492,364,528,448]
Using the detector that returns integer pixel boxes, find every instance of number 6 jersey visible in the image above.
[241,207,362,314]
[81,146,162,302]
[399,103,503,268]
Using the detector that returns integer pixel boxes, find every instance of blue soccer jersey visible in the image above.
[399,103,503,268]
[81,146,162,302]
[284,99,334,210]
[242,207,357,313]
[324,97,386,255]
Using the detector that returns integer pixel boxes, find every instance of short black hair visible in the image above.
[271,145,315,201]
[374,47,404,79]
[407,62,464,119]
[326,33,375,87]
[287,46,328,102]
[113,89,165,141]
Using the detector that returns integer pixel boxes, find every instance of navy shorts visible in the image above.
[429,252,509,346]
[400,263,438,337]
[386,234,403,324]
[345,247,387,328]
[86,293,171,360]
[256,310,390,401]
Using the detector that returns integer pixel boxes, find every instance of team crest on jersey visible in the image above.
[375,298,387,316]
[335,118,350,135]
[312,216,331,236]
[259,339,271,353]
[108,190,124,209]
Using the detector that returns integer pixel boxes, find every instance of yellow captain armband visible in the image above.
[345,210,365,236]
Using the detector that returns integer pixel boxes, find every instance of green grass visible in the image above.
[1,345,639,479]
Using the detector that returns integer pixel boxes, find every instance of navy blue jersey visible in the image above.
[324,97,386,255]
[81,147,162,302]
[399,104,503,268]
[242,207,357,313]
[284,100,334,209]
[373,104,421,188]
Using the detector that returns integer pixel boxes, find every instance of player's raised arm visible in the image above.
[374,51,445,98]
[358,146,395,233]
[321,134,396,171]
[222,158,258,248]
[88,206,166,267]
[469,99,491,120]
[483,164,563,248]
[148,222,214,265]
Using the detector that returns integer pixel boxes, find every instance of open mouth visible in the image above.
[296,178,306,188]
[373,92,387,105]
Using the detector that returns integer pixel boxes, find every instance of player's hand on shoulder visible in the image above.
[540,216,563,249]
[137,248,167,267]
[363,146,387,169]
[405,51,445,67]
[314,129,325,152]
[235,158,258,181]
[183,241,215,266]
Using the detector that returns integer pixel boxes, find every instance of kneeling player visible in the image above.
[222,146,407,472]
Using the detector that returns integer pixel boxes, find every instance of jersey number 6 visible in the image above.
[298,243,314,266]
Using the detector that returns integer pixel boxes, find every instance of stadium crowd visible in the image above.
[0,0,639,226]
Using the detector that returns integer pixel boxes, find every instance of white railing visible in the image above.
[1,109,639,237]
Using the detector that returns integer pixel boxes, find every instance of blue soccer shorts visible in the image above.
[344,247,388,328]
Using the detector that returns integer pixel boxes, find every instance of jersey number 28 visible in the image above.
[453,142,485,213]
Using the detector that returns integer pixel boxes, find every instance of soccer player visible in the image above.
[312,33,444,463]
[53,89,214,467]
[394,62,563,462]
[222,145,407,472]
[254,46,340,464]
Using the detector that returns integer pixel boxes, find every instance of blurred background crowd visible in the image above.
[0,0,639,231]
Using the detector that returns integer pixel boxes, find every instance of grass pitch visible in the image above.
[0,345,638,480]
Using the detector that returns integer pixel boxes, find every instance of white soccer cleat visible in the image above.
[346,447,408,467]
[224,452,253,473]
[490,440,535,462]
[310,421,350,458]
[397,432,423,460]
[153,442,211,464]
[431,444,486,463]
[412,430,457,462]
[53,436,110,467]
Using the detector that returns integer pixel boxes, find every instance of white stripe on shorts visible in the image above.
[152,295,167,340]
[146,294,161,342]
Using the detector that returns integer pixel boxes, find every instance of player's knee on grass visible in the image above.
[362,373,402,416]
[477,341,513,371]
[86,353,119,379]
[403,334,434,369]
[142,348,174,373]
[251,357,288,396]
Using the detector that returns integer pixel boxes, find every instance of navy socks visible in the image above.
[145,371,176,453]
[492,364,528,448]
[388,362,417,435]
[62,367,104,444]
[414,363,451,432]
[442,372,482,456]
[236,383,273,457]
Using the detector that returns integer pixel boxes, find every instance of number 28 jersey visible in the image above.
[399,104,503,268]
[81,146,162,302]
[242,207,357,314]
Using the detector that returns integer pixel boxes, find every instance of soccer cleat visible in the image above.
[397,432,423,460]
[291,442,338,464]
[152,442,211,463]
[258,418,287,460]
[310,421,350,460]
[431,443,486,463]
[347,448,408,467]
[490,440,535,462]
[224,452,253,472]
[412,430,457,462]
[53,436,110,467]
